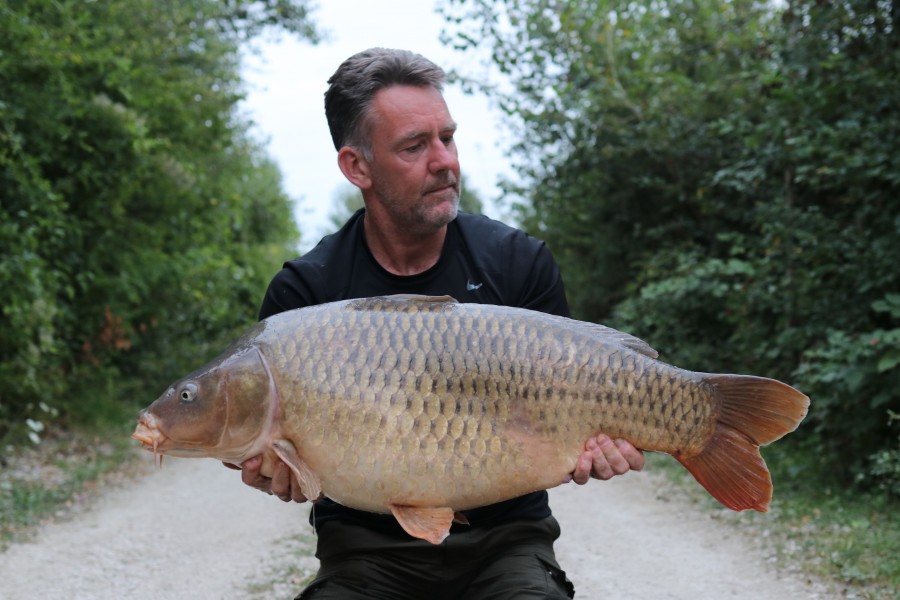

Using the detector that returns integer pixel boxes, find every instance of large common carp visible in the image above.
[133,295,809,544]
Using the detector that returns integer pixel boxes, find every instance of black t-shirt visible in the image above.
[259,209,571,536]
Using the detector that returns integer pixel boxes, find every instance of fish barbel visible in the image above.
[133,295,809,544]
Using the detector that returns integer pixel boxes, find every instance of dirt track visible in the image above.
[0,457,836,599]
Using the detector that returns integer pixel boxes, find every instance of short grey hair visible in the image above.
[324,48,446,159]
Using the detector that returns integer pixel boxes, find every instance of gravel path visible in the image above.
[550,473,834,598]
[0,457,836,599]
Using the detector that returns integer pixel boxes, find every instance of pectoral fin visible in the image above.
[272,439,323,502]
[389,504,455,545]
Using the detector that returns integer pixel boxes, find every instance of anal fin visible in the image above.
[389,504,454,545]
[272,439,323,502]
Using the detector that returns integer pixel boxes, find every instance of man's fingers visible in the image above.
[588,435,615,480]
[239,456,272,491]
[572,443,594,485]
[241,455,262,473]
[227,455,308,503]
[614,438,645,471]
[591,434,646,480]
[595,434,630,478]
[271,462,292,501]
[570,434,646,483]
[270,462,309,503]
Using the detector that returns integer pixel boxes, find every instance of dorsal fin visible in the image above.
[384,294,459,303]
[347,295,459,313]
[581,322,659,359]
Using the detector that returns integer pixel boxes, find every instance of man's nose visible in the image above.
[428,140,458,173]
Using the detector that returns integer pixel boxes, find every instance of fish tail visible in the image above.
[674,374,809,512]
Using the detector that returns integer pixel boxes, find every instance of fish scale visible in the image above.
[133,294,809,544]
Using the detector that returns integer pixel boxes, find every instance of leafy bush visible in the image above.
[867,411,900,498]
[0,0,317,446]
[797,296,900,494]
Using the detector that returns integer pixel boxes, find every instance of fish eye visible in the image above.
[180,382,199,402]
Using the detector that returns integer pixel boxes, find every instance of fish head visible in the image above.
[132,345,275,462]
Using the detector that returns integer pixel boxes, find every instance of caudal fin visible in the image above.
[675,375,809,512]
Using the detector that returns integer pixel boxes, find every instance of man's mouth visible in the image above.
[425,179,458,195]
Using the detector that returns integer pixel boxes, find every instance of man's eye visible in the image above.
[404,143,422,153]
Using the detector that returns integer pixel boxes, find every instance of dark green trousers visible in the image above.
[295,516,575,600]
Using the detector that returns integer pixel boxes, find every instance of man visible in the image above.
[231,48,644,599]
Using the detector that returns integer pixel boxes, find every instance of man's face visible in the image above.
[364,85,461,235]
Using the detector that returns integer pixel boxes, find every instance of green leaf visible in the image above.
[877,352,900,374]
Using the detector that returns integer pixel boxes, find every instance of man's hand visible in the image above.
[223,456,308,503]
[571,434,644,485]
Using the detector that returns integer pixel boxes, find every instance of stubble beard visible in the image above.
[376,175,461,236]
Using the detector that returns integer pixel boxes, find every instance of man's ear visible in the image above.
[337,146,372,190]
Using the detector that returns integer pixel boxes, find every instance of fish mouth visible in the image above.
[131,422,162,447]
[132,413,167,465]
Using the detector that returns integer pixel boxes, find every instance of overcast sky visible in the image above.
[240,0,511,250]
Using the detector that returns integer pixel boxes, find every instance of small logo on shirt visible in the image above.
[466,280,483,291]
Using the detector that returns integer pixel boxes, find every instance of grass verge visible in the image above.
[0,418,141,550]
[646,450,900,600]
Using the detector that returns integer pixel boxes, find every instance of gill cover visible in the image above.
[140,346,273,457]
